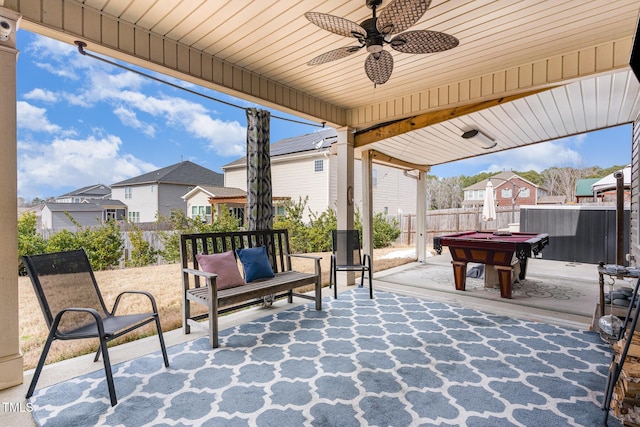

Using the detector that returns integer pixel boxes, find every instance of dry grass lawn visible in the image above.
[19,247,416,370]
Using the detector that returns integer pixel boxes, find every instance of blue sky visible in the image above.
[16,30,632,200]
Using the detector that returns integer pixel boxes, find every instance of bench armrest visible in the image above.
[287,254,321,277]
[288,254,322,260]
[182,267,217,279]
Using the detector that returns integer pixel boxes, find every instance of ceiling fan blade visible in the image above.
[305,12,366,39]
[364,50,394,85]
[307,46,363,66]
[377,0,431,35]
[390,30,459,54]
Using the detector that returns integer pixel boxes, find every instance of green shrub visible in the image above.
[126,222,157,267]
[273,197,312,253]
[78,219,124,270]
[17,211,46,274]
[157,207,241,263]
[43,216,124,271]
[372,212,401,248]
[306,207,337,252]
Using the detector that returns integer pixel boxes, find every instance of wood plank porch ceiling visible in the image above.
[6,0,640,170]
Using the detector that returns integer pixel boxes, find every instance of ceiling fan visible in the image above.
[305,0,459,85]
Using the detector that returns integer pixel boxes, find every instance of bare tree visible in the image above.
[425,176,464,209]
[541,167,562,196]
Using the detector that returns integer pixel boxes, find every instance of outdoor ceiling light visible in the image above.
[461,129,497,149]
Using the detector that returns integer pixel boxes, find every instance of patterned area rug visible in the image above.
[377,263,597,317]
[29,289,620,427]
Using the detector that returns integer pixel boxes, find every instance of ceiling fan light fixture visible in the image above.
[367,44,383,53]
[462,129,497,149]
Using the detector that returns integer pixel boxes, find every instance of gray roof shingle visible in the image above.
[44,199,127,212]
[111,161,223,187]
[222,128,336,168]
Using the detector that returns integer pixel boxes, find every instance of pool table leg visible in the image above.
[452,261,467,291]
[496,266,513,298]
[518,258,528,280]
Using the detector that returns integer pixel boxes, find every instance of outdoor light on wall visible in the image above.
[461,129,497,149]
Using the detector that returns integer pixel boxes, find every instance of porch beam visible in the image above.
[369,150,431,172]
[353,88,553,147]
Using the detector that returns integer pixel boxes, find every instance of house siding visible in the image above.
[631,112,640,265]
[367,163,417,215]
[157,184,192,220]
[51,210,102,229]
[112,184,158,223]
[186,190,213,220]
[272,156,329,219]
[224,168,245,191]
[226,152,417,222]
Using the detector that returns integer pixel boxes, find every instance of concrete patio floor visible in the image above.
[0,254,620,426]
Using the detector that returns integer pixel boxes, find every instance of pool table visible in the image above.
[433,231,549,298]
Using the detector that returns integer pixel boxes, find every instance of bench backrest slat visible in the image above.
[180,229,293,277]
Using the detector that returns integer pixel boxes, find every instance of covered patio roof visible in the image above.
[4,0,640,168]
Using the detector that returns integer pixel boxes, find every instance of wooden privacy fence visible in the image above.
[392,206,519,247]
[36,207,519,258]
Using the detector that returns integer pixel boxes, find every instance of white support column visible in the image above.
[361,150,373,264]
[336,127,354,286]
[0,7,23,390]
[416,170,428,262]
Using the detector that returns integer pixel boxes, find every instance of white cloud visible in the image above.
[483,141,583,173]
[27,34,246,157]
[17,101,62,133]
[17,134,157,198]
[23,88,58,103]
[113,106,156,137]
[107,92,246,156]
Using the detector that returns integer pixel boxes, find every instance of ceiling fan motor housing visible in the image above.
[360,18,385,53]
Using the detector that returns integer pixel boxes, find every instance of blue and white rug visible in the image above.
[29,289,620,426]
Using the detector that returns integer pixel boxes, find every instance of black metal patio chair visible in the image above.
[23,249,169,406]
[329,230,373,299]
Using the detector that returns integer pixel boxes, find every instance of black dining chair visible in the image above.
[329,230,373,299]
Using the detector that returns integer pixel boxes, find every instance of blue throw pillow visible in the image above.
[236,246,275,282]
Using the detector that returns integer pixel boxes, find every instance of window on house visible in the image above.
[383,206,388,214]
[105,209,116,221]
[373,169,378,187]
[128,211,140,223]
[478,190,484,199]
[501,188,512,198]
[151,185,155,193]
[314,159,324,172]
[520,188,530,198]
[125,187,132,199]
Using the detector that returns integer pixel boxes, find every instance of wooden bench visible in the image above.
[180,229,322,348]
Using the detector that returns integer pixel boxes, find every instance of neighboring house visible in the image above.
[462,171,543,207]
[182,185,248,224]
[41,199,127,230]
[111,161,223,223]
[591,166,631,203]
[575,178,601,203]
[55,184,111,203]
[222,129,418,222]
